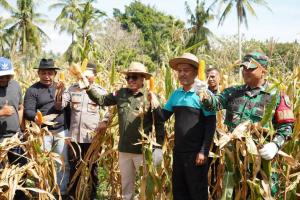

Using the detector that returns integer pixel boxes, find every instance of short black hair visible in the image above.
[87,62,97,74]
[205,67,220,75]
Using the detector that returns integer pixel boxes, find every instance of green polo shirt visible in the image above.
[87,87,164,154]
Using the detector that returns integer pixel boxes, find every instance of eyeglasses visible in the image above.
[126,75,139,81]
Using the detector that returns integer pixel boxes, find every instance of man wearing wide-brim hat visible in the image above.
[83,61,165,200]
[150,52,216,200]
[24,58,70,198]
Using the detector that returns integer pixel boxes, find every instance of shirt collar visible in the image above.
[178,87,195,93]
[245,81,269,92]
[127,87,144,96]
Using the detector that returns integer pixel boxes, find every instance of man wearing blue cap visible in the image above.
[0,57,26,199]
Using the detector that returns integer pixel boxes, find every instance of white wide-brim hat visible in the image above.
[121,62,152,79]
[169,53,199,70]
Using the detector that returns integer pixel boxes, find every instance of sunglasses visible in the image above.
[0,75,12,80]
[125,75,139,81]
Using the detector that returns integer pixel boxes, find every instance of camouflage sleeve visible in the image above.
[202,87,233,111]
[272,123,293,148]
[86,87,117,106]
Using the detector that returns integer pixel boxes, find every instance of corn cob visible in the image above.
[149,77,155,92]
[36,110,43,124]
[198,60,206,81]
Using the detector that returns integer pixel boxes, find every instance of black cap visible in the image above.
[86,62,96,70]
[34,58,60,70]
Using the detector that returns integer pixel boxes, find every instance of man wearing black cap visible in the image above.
[56,62,110,199]
[24,58,70,198]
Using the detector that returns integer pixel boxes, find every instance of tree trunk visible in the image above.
[238,17,243,82]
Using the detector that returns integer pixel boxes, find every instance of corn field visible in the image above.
[0,43,299,200]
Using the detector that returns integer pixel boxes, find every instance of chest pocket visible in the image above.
[71,93,82,111]
[118,99,129,113]
[87,99,98,113]
[226,96,245,124]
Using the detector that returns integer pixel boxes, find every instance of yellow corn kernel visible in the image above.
[198,59,206,81]
[149,77,155,92]
[81,58,88,72]
[59,71,65,81]
[36,110,43,124]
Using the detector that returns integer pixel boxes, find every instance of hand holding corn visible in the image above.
[70,59,90,89]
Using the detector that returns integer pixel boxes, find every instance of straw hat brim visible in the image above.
[169,58,198,70]
[121,71,152,79]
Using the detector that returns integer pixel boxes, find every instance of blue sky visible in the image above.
[2,0,300,53]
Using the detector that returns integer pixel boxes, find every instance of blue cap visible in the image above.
[0,57,14,76]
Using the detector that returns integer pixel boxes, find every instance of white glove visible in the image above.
[193,79,207,95]
[259,142,278,160]
[149,91,160,109]
[152,148,163,166]
[78,76,90,89]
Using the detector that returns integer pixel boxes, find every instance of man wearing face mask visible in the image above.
[56,62,110,199]
[82,62,165,200]
[24,58,70,198]
[201,52,294,198]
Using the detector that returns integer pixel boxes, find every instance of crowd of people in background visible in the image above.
[0,50,295,200]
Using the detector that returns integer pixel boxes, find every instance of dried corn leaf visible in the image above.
[278,150,298,166]
[231,120,251,140]
[216,133,231,149]
[245,137,258,155]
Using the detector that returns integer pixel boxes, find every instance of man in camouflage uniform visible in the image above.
[200,52,294,198]
[84,62,164,200]
[57,62,110,199]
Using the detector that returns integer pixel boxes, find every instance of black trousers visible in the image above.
[68,142,98,198]
[172,152,208,200]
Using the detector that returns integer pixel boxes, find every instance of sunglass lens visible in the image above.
[126,75,138,81]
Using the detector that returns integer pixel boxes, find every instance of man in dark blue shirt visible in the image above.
[24,59,70,198]
[151,53,216,200]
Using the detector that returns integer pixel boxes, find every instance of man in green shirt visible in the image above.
[200,51,294,197]
[84,62,164,200]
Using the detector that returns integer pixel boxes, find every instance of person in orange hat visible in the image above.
[82,61,165,200]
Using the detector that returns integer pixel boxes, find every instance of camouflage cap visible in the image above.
[240,52,269,69]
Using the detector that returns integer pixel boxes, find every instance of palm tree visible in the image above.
[6,0,48,55]
[52,0,106,63]
[0,17,12,56]
[50,0,84,43]
[185,0,214,54]
[0,0,12,10]
[210,0,270,60]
